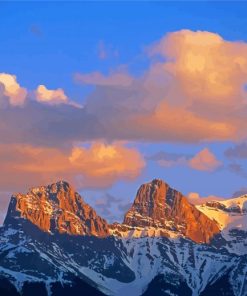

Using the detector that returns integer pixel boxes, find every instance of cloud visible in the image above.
[0,142,145,192]
[83,192,132,223]
[69,142,145,188]
[225,142,247,159]
[75,29,247,143]
[187,192,223,205]
[74,71,133,87]
[93,193,122,222]
[188,148,221,172]
[95,193,121,208]
[2,29,247,149]
[36,85,68,104]
[148,148,221,172]
[0,73,27,106]
[149,30,247,109]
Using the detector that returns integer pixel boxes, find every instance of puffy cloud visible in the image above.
[74,71,133,87]
[143,30,247,140]
[68,142,145,188]
[0,142,145,192]
[149,30,247,108]
[188,148,222,172]
[0,73,27,106]
[75,29,247,143]
[36,84,68,104]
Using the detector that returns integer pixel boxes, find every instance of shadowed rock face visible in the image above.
[4,181,109,237]
[123,179,220,243]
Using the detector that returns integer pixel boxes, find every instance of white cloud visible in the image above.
[0,73,27,106]
[36,84,68,104]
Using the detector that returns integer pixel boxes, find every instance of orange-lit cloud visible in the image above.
[75,30,247,142]
[149,30,247,109]
[187,192,223,205]
[36,85,68,104]
[0,142,145,192]
[133,101,235,142]
[142,29,247,141]
[148,148,221,172]
[0,73,27,106]
[189,148,221,171]
[1,30,247,149]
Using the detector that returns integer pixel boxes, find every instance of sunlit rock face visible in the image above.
[123,179,220,243]
[4,179,220,243]
[4,181,109,237]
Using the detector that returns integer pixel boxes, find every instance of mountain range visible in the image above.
[0,179,246,296]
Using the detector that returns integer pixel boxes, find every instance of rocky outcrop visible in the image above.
[4,181,109,237]
[123,179,220,243]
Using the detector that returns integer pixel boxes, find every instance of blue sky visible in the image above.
[1,1,247,223]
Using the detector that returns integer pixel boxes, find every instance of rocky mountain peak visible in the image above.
[123,179,220,243]
[3,178,221,243]
[4,181,109,237]
[123,179,182,226]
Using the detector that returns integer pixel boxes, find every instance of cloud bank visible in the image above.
[1,29,247,195]
[0,142,145,192]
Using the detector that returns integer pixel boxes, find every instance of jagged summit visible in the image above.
[122,178,220,243]
[4,178,222,243]
[4,180,109,237]
[28,180,72,195]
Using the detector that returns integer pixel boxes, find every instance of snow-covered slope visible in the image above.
[196,195,247,255]
[196,195,247,230]
[1,222,246,296]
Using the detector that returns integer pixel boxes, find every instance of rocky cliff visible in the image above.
[123,179,220,243]
[4,181,109,237]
